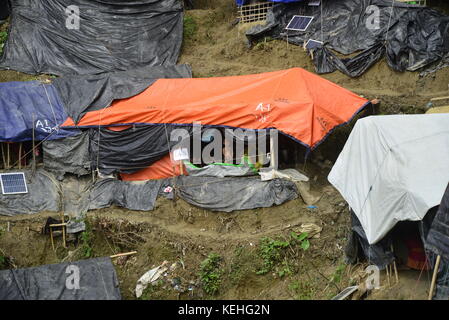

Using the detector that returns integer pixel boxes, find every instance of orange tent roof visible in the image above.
[62,68,369,149]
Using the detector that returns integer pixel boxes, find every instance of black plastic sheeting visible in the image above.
[246,0,449,77]
[345,211,394,269]
[0,0,10,20]
[175,176,298,212]
[43,132,91,178]
[426,183,449,260]
[89,125,192,175]
[53,64,192,124]
[0,257,121,300]
[0,169,60,216]
[0,0,183,76]
[88,178,163,212]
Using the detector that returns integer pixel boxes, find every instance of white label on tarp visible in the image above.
[173,148,189,161]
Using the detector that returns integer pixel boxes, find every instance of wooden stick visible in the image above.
[1,143,6,169]
[270,129,278,170]
[6,143,10,169]
[429,255,441,300]
[385,265,390,287]
[18,143,22,169]
[430,96,449,102]
[391,244,399,283]
[110,251,137,259]
[50,228,55,251]
[32,114,36,172]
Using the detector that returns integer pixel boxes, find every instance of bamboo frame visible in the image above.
[238,2,273,24]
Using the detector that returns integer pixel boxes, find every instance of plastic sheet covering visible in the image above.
[43,132,91,178]
[0,0,184,76]
[426,183,449,260]
[53,64,192,124]
[328,114,449,244]
[246,0,449,77]
[88,178,163,211]
[89,125,192,175]
[0,81,79,142]
[176,176,298,212]
[0,257,121,300]
[0,169,60,216]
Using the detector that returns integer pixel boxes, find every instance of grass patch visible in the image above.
[199,253,222,295]
[288,280,316,300]
[183,15,198,41]
[79,221,93,258]
[256,232,310,276]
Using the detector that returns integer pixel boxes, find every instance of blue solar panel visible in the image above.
[286,15,314,31]
[306,39,323,50]
[0,173,28,195]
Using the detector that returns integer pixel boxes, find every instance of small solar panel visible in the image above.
[286,15,314,32]
[0,173,28,195]
[306,39,324,50]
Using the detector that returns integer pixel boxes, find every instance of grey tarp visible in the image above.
[176,176,298,212]
[0,257,121,300]
[185,163,256,178]
[88,178,163,211]
[43,132,91,178]
[0,169,60,216]
[0,0,184,76]
[53,64,192,124]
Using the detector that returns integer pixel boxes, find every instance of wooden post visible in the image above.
[1,143,6,169]
[18,143,22,169]
[428,255,441,300]
[6,143,10,169]
[50,228,55,251]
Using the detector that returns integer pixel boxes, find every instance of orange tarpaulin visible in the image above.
[62,68,369,149]
[120,154,185,181]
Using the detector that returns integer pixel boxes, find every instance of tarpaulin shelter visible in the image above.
[0,0,184,75]
[246,0,449,77]
[62,68,370,150]
[328,114,449,245]
[0,81,79,142]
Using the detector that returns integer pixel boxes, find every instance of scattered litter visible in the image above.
[293,223,322,239]
[135,261,169,298]
[307,205,317,210]
[331,286,359,300]
[259,168,309,182]
[164,186,173,193]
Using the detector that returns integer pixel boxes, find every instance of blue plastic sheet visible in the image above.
[0,81,78,142]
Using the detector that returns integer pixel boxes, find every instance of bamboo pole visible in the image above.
[18,143,22,169]
[428,255,441,300]
[110,251,137,259]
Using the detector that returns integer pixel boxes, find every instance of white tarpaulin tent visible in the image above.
[328,114,449,244]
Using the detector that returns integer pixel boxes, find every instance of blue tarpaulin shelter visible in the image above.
[0,81,78,142]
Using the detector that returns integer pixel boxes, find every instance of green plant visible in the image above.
[79,221,93,258]
[331,262,346,284]
[256,232,310,276]
[199,253,222,295]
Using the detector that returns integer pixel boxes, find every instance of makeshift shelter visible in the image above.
[0,0,184,75]
[329,114,449,298]
[63,67,369,149]
[328,114,449,245]
[246,0,449,77]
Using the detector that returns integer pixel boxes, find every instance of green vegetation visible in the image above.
[199,253,222,295]
[256,232,310,276]
[288,280,316,300]
[183,15,198,41]
[331,262,346,284]
[79,221,93,258]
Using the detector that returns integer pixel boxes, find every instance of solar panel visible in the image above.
[306,39,324,50]
[285,15,314,32]
[0,173,28,195]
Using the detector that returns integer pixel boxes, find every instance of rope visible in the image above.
[42,83,58,131]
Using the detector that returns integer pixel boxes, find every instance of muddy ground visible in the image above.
[0,0,447,300]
